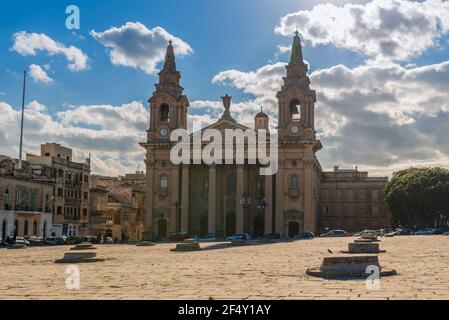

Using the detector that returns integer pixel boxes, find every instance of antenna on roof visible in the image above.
[18,70,27,169]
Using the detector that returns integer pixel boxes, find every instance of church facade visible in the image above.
[141,35,390,239]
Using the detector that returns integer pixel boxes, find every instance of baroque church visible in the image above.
[141,34,390,240]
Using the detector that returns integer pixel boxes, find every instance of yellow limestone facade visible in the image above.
[141,35,389,240]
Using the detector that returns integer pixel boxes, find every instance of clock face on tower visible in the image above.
[159,128,168,137]
[290,125,299,134]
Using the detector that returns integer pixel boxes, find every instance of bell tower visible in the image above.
[148,40,189,142]
[274,32,322,237]
[277,31,316,142]
[142,41,189,241]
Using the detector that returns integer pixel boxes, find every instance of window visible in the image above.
[322,190,329,201]
[160,176,168,190]
[372,190,379,201]
[83,208,88,217]
[15,191,20,206]
[33,221,37,236]
[290,99,301,120]
[347,190,354,200]
[24,220,29,236]
[84,175,89,183]
[24,192,30,208]
[322,206,328,214]
[160,103,170,122]
[227,173,236,196]
[84,192,88,200]
[336,190,341,200]
[372,206,379,215]
[57,206,62,215]
[3,189,9,208]
[290,175,299,191]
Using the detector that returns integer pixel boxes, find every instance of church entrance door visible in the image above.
[158,219,168,239]
[288,221,300,238]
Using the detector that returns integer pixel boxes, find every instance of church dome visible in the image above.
[255,107,268,119]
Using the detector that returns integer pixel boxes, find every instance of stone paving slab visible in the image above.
[0,236,448,300]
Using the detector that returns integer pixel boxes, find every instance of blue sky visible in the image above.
[1,0,449,176]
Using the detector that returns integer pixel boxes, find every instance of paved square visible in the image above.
[1,236,449,300]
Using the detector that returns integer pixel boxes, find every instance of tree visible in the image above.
[385,167,449,228]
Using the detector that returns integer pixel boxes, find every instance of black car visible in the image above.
[396,228,414,235]
[434,227,449,235]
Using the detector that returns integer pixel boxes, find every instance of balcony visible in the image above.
[65,197,81,205]
[288,189,300,198]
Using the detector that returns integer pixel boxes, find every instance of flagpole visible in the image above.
[19,70,27,169]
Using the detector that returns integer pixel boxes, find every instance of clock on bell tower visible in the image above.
[148,40,189,142]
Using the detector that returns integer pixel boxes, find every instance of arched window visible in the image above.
[290,99,301,120]
[227,173,236,196]
[160,176,168,190]
[24,220,29,236]
[290,175,299,191]
[33,220,38,236]
[160,103,170,122]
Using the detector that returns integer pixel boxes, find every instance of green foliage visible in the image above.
[385,167,449,227]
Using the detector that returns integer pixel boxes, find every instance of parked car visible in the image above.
[105,237,114,244]
[169,233,192,242]
[188,235,217,242]
[28,237,45,246]
[263,233,281,240]
[395,228,414,236]
[434,227,449,235]
[45,237,59,245]
[414,228,435,235]
[320,230,347,237]
[353,230,378,237]
[384,231,397,237]
[294,232,315,239]
[14,237,30,247]
[226,233,250,241]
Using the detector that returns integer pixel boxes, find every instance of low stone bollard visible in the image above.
[70,242,97,251]
[306,255,396,279]
[342,242,386,254]
[170,242,202,252]
[136,241,155,247]
[55,251,106,264]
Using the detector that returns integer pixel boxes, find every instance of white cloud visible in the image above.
[209,58,449,176]
[0,100,148,176]
[28,64,53,83]
[275,0,449,61]
[90,22,193,74]
[12,31,89,71]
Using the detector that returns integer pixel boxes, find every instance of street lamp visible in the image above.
[172,201,182,233]
[258,199,269,235]
[240,195,252,233]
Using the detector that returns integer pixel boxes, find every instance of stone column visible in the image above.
[264,173,273,235]
[304,158,316,232]
[170,165,180,234]
[235,165,244,234]
[208,165,217,235]
[275,163,284,235]
[181,165,189,233]
[145,160,154,238]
